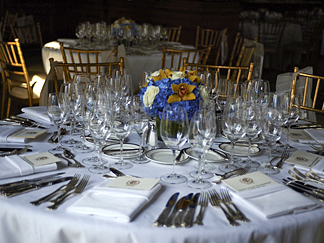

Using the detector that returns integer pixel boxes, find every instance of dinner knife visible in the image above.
[173,193,193,227]
[284,181,324,202]
[0,172,66,190]
[182,193,200,228]
[164,194,190,227]
[284,178,324,194]
[2,176,73,197]
[154,192,179,227]
[0,147,32,152]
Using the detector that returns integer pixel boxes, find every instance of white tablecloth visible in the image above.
[0,108,324,243]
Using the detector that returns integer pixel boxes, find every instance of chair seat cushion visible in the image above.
[9,75,45,100]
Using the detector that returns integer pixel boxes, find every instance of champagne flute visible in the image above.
[187,109,215,189]
[160,106,189,184]
[47,92,69,154]
[219,98,248,172]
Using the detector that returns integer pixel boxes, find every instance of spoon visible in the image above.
[54,153,77,168]
[63,149,84,168]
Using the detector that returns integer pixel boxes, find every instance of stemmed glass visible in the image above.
[60,82,82,147]
[238,102,262,168]
[47,92,69,154]
[75,22,86,46]
[187,109,216,189]
[284,94,300,151]
[131,97,150,164]
[160,106,189,184]
[219,98,248,172]
[258,107,282,175]
[111,99,134,170]
[215,78,228,112]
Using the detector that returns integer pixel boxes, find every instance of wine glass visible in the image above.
[215,78,228,112]
[88,102,111,174]
[219,98,248,172]
[160,106,189,184]
[284,94,300,151]
[131,97,150,164]
[111,100,134,170]
[47,92,69,154]
[238,102,262,168]
[258,107,282,175]
[85,21,94,45]
[60,82,82,147]
[187,109,215,189]
[75,22,86,46]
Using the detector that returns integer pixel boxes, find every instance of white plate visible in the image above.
[102,143,140,158]
[145,148,190,165]
[184,148,226,163]
[218,143,261,156]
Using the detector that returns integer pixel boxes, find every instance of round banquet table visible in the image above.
[1,108,324,243]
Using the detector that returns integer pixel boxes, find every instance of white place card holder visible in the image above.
[106,177,160,191]
[9,128,48,139]
[285,150,323,168]
[21,152,61,167]
[223,171,278,193]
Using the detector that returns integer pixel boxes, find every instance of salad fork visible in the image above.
[47,174,90,210]
[274,147,290,169]
[194,192,208,225]
[220,188,250,223]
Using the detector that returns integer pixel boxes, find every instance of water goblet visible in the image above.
[160,106,189,184]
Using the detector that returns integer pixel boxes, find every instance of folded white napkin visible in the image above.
[0,126,26,143]
[0,155,57,179]
[295,157,324,176]
[21,106,51,123]
[67,180,162,222]
[304,129,324,144]
[232,184,319,218]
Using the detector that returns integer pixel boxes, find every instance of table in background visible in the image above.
[0,108,324,243]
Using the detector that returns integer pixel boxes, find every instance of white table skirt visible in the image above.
[0,109,324,243]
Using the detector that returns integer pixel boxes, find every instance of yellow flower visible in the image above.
[179,67,201,84]
[168,83,196,103]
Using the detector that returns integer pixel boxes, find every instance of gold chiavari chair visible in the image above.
[183,57,254,88]
[49,57,124,93]
[291,67,324,115]
[229,33,257,67]
[161,45,212,70]
[1,11,18,41]
[0,38,46,118]
[166,26,182,42]
[10,22,43,50]
[195,26,228,65]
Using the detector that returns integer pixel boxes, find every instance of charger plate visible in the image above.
[145,148,190,165]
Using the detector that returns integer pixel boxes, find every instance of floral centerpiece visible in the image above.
[139,68,209,122]
[112,17,137,37]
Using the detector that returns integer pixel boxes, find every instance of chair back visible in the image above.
[195,26,227,65]
[166,26,182,42]
[257,21,285,52]
[291,67,324,114]
[1,11,18,41]
[10,22,43,49]
[229,33,257,66]
[161,45,211,70]
[49,57,124,92]
[183,57,254,85]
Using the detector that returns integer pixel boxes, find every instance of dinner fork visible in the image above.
[47,175,90,210]
[193,192,208,225]
[30,174,81,206]
[220,188,250,223]
[274,147,290,169]
[208,189,240,226]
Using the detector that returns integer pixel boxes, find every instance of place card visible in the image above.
[285,150,323,168]
[288,129,315,142]
[223,171,278,193]
[106,177,160,191]
[304,129,324,143]
[9,128,48,139]
[21,152,60,167]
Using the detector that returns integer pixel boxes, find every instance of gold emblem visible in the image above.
[26,131,37,134]
[36,156,49,161]
[296,156,308,162]
[239,177,254,184]
[291,133,301,137]
[126,180,140,187]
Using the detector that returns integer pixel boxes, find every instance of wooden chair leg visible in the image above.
[6,97,11,118]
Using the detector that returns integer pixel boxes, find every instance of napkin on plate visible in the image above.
[0,126,26,143]
[0,155,57,179]
[21,106,51,123]
[231,183,319,218]
[67,180,162,222]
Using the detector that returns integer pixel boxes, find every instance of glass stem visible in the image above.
[120,139,124,164]
[171,149,177,176]
[69,119,74,141]
[197,154,203,181]
[247,138,252,162]
[286,125,290,147]
[230,141,234,165]
[267,144,272,167]
[57,125,62,148]
[138,133,143,158]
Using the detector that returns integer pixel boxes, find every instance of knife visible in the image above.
[182,193,200,227]
[173,193,193,227]
[287,124,324,129]
[284,180,324,202]
[284,178,324,194]
[175,149,185,163]
[154,192,179,227]
[2,176,73,197]
[9,116,48,129]
[0,147,33,152]
[0,172,66,190]
[164,194,190,227]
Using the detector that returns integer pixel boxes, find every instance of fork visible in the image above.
[30,174,81,206]
[193,192,208,225]
[212,165,251,184]
[274,147,290,169]
[208,189,240,226]
[220,188,250,223]
[47,175,90,210]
